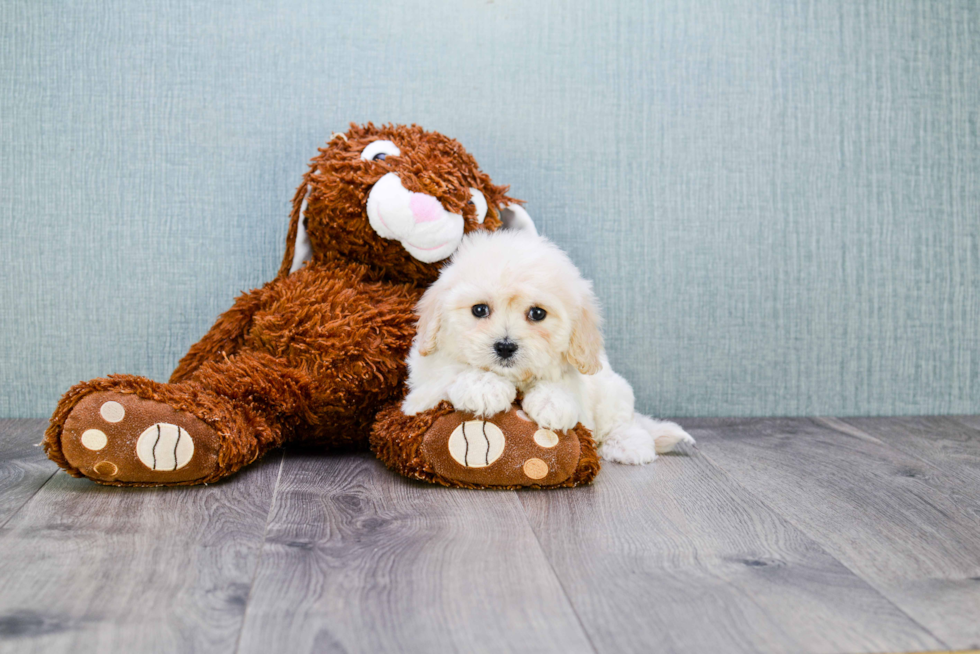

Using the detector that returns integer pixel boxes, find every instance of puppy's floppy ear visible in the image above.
[414,282,445,356]
[565,286,604,375]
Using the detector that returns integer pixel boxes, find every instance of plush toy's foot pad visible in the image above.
[59,391,220,485]
[422,408,582,487]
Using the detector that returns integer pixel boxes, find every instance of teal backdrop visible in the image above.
[2,1,978,419]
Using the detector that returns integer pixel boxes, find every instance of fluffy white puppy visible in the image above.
[401,230,693,464]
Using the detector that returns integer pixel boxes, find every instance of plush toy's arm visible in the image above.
[169,287,267,383]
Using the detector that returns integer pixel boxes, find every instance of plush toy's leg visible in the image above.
[46,263,420,486]
[370,402,601,489]
[44,350,308,486]
[47,317,410,486]
[47,379,277,486]
[169,287,267,383]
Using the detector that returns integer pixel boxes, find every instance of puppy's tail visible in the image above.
[635,413,695,453]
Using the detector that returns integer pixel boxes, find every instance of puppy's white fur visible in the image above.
[402,230,693,464]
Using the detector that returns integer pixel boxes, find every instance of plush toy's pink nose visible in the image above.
[409,193,443,223]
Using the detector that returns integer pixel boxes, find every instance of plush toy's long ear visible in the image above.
[277,177,312,279]
[499,204,537,235]
[565,286,604,375]
[414,282,445,356]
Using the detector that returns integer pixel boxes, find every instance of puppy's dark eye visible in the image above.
[372,153,386,161]
[527,307,547,322]
[472,304,491,318]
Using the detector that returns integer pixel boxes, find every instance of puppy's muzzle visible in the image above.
[493,338,519,361]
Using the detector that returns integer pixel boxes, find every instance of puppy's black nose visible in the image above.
[493,339,518,359]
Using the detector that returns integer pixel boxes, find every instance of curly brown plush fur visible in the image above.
[44,123,597,488]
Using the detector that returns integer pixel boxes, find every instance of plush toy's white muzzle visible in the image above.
[366,173,465,263]
[288,169,536,274]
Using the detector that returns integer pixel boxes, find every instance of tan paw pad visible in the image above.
[94,461,118,477]
[81,429,108,451]
[523,458,549,480]
[99,401,125,423]
[533,429,559,448]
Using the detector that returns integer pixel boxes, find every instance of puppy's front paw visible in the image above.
[523,383,580,431]
[447,369,517,417]
[401,392,431,416]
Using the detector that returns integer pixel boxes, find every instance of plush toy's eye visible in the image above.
[468,188,488,224]
[472,304,491,318]
[527,307,547,322]
[361,140,401,162]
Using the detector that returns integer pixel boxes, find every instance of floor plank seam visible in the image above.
[515,492,601,654]
[823,417,980,540]
[232,450,286,654]
[691,443,953,651]
[822,417,970,479]
[950,416,980,435]
[0,468,57,531]
[812,417,888,447]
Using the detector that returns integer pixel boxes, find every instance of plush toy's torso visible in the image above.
[260,259,421,443]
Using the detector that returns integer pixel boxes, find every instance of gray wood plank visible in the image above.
[832,416,980,520]
[689,417,980,651]
[0,420,57,526]
[236,451,596,654]
[519,447,941,654]
[0,451,283,654]
[952,415,980,434]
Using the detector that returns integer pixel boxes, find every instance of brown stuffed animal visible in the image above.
[44,123,599,488]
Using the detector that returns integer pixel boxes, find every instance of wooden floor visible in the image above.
[1,417,979,654]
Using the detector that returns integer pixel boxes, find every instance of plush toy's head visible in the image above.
[279,123,534,285]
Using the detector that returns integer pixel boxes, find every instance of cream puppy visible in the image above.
[402,230,693,464]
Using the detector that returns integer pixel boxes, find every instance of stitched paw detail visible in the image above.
[135,423,195,471]
[421,407,582,487]
[59,391,220,484]
[448,420,506,468]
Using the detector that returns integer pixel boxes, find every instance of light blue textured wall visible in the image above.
[2,0,978,419]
